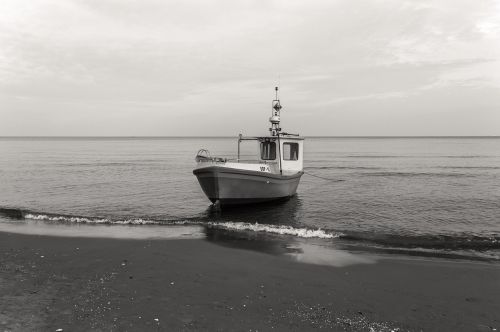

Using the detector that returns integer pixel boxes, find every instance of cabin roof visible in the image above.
[239,135,304,141]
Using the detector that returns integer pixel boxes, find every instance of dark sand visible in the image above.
[1,232,499,331]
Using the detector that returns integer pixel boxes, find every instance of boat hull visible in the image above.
[193,166,303,205]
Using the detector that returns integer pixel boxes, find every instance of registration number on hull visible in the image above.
[260,166,271,172]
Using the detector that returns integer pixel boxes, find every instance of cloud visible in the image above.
[0,0,499,135]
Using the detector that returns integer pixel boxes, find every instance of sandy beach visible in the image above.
[1,231,499,331]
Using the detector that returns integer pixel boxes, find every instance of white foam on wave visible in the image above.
[206,221,341,239]
[23,214,341,239]
[6,214,203,240]
[24,214,162,225]
[25,214,108,223]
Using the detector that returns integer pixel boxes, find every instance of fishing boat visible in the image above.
[193,87,304,206]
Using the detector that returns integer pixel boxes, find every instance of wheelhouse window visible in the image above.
[260,141,276,160]
[283,143,299,160]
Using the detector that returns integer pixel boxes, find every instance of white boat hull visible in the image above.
[193,166,303,205]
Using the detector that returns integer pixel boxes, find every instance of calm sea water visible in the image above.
[1,137,499,261]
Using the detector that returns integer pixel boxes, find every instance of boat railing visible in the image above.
[195,149,227,163]
[235,159,278,165]
[196,149,279,165]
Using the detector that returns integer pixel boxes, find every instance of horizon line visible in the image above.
[1,135,499,139]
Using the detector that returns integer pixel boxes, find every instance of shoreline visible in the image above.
[1,231,499,331]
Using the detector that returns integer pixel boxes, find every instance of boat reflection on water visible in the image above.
[201,196,375,267]
[202,195,304,226]
[205,227,375,267]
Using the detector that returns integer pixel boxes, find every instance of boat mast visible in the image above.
[269,87,283,174]
[269,87,282,136]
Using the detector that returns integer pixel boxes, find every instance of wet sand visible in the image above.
[1,232,499,331]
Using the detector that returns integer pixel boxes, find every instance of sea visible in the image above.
[1,137,499,262]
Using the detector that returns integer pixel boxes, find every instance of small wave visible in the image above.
[340,232,500,251]
[25,214,110,224]
[343,155,498,159]
[24,213,166,225]
[0,208,23,219]
[57,160,163,167]
[444,155,493,159]
[369,245,500,261]
[5,208,499,252]
[437,166,500,170]
[305,166,381,170]
[20,212,341,239]
[364,171,473,178]
[345,155,406,158]
[206,221,341,239]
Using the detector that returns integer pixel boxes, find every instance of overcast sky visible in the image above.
[1,0,499,136]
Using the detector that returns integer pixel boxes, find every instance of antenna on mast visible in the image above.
[269,86,282,136]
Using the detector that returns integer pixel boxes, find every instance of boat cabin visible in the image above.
[238,135,304,175]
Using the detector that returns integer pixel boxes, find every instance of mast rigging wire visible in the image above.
[303,171,344,182]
